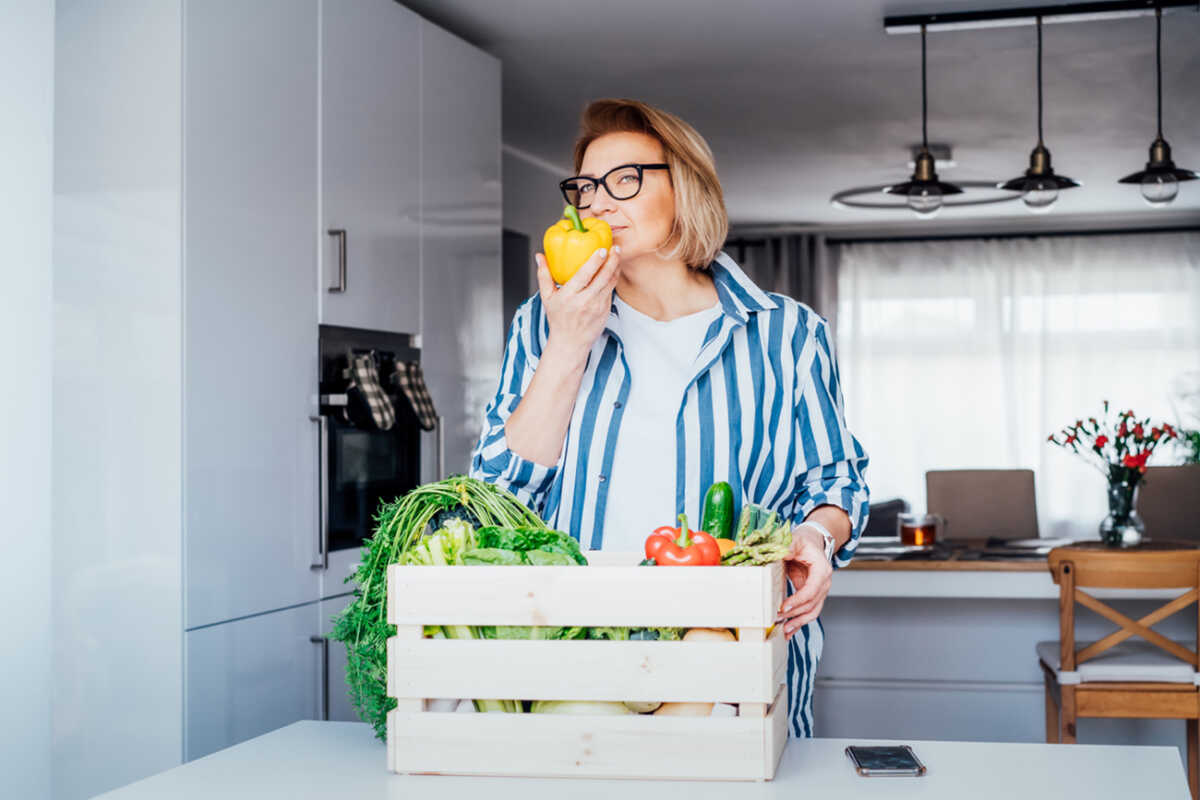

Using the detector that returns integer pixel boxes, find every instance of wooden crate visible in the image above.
[385,551,789,780]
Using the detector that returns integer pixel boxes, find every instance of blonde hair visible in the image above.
[572,98,728,270]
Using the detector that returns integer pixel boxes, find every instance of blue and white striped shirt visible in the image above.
[470,251,870,736]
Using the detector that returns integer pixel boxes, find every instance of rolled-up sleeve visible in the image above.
[790,316,870,569]
[468,298,559,514]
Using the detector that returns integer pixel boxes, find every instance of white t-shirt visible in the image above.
[600,294,722,552]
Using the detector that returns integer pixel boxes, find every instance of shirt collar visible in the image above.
[607,250,777,327]
[709,250,778,324]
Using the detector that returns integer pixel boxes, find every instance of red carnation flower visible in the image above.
[1094,435,1109,448]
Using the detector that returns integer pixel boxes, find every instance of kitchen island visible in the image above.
[819,558,1193,754]
[98,720,1188,799]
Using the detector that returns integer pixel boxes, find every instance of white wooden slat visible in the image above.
[581,550,642,566]
[389,711,770,780]
[737,627,768,717]
[764,685,788,780]
[386,561,782,628]
[389,629,784,704]
[388,626,427,712]
[386,710,396,773]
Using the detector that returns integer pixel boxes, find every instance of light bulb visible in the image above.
[907,185,943,217]
[1141,173,1179,206]
[1022,185,1058,213]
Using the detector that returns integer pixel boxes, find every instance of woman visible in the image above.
[470,98,869,736]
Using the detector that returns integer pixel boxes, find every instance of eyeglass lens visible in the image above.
[562,166,643,208]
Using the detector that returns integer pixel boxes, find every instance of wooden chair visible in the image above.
[1040,543,1200,800]
[1138,465,1200,542]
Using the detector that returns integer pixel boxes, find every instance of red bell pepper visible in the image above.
[644,514,722,566]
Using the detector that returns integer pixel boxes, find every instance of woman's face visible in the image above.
[577,132,675,261]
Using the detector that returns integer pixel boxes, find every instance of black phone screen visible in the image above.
[846,745,925,774]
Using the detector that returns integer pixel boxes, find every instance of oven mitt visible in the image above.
[394,361,438,431]
[346,352,395,431]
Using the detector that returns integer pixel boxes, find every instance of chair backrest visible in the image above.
[1137,465,1200,542]
[925,469,1038,541]
[1047,544,1200,672]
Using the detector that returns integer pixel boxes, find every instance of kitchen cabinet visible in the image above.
[319,0,422,335]
[55,0,500,791]
[185,603,321,761]
[319,594,359,723]
[418,18,504,479]
[184,0,321,630]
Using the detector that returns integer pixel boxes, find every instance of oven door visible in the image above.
[325,412,421,553]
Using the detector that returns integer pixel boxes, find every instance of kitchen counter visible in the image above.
[835,557,1181,599]
[98,720,1188,799]
[818,556,1192,749]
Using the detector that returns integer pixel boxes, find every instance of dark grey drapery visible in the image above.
[724,232,839,333]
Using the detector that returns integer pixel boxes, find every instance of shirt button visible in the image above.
[613,401,623,409]
[598,474,607,482]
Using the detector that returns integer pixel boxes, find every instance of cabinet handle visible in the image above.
[310,635,329,721]
[310,415,329,570]
[327,229,347,293]
[436,414,445,481]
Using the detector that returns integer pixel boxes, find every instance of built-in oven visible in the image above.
[315,325,433,565]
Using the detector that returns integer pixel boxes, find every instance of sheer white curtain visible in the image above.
[835,231,1200,539]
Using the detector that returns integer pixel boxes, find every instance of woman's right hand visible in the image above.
[534,244,621,366]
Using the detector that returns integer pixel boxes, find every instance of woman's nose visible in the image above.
[587,187,619,216]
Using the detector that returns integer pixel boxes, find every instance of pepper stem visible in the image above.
[563,204,586,233]
[675,513,692,548]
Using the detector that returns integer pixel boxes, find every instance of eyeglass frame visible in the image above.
[559,163,670,209]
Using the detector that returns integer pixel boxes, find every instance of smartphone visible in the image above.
[844,745,927,777]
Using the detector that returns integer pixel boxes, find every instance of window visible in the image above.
[835,231,1200,539]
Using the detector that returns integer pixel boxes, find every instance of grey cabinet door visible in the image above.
[419,20,503,479]
[320,0,421,334]
[183,0,321,628]
[319,594,359,723]
[185,603,320,761]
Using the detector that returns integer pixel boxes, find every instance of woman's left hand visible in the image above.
[777,526,833,640]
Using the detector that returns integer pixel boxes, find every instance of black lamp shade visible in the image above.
[999,173,1080,192]
[883,179,965,196]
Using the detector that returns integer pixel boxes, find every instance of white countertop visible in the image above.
[98,720,1189,800]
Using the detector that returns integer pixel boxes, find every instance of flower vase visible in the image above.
[1099,475,1145,547]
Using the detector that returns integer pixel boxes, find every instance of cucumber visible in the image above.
[700,481,734,541]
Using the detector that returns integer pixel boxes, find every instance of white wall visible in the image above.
[0,2,54,797]
[53,2,183,797]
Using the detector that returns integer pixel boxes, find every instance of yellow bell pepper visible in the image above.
[543,205,612,285]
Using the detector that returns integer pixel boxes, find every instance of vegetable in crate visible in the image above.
[721,504,794,566]
[328,476,549,740]
[644,514,721,566]
[462,525,588,645]
[700,481,734,540]
[542,204,612,285]
[474,525,587,565]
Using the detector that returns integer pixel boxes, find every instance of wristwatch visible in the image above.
[800,520,837,562]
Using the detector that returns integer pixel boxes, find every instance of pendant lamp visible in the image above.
[999,16,1079,213]
[1118,6,1196,205]
[882,24,963,217]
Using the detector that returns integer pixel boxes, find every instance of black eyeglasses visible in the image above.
[559,163,669,209]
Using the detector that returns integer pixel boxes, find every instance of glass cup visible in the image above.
[898,512,942,546]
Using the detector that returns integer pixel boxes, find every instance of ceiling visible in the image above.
[404,0,1200,231]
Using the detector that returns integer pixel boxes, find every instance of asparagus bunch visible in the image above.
[721,504,794,566]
